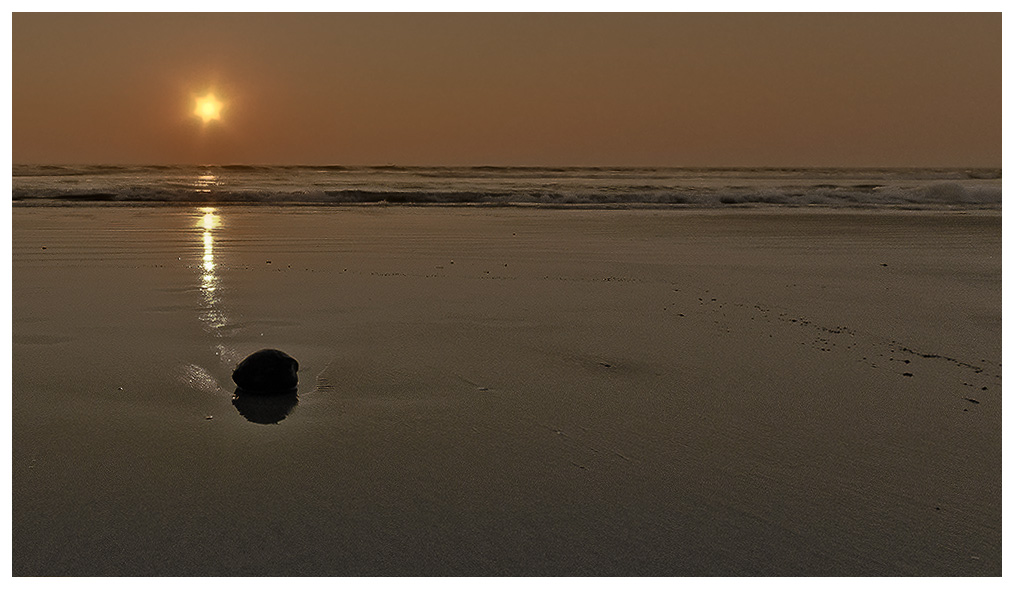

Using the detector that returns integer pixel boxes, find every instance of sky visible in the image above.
[11,12,1001,167]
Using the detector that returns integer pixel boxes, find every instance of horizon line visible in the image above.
[12,162,1003,170]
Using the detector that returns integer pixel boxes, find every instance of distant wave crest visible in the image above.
[11,165,1002,208]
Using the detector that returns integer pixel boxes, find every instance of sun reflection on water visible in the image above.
[195,173,218,194]
[195,207,226,331]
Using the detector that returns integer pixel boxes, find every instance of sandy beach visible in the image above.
[12,206,1001,576]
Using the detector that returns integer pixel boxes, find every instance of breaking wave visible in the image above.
[12,165,1001,208]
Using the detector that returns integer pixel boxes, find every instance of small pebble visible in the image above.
[205,415,213,420]
[902,372,913,377]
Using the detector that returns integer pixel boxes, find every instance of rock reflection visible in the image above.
[232,389,299,425]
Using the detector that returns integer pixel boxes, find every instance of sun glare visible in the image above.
[194,93,223,124]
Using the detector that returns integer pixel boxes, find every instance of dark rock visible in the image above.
[964,398,980,404]
[232,349,299,393]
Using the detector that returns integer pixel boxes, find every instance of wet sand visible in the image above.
[12,206,1001,575]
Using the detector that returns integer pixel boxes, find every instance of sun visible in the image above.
[194,93,223,124]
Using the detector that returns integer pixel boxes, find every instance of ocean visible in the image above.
[12,165,1002,208]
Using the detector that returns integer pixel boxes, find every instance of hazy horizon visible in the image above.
[12,162,1004,170]
[13,13,1001,168]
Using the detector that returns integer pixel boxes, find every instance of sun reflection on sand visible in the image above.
[190,205,300,424]
[195,207,226,331]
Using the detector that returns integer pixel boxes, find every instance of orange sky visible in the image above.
[12,13,1001,167]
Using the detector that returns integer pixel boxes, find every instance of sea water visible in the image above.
[12,165,1001,207]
